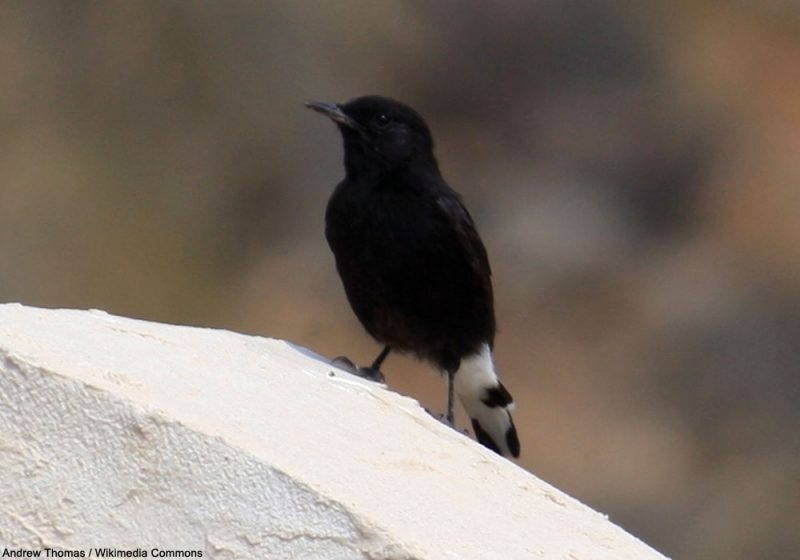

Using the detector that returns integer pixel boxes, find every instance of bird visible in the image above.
[306,95,519,458]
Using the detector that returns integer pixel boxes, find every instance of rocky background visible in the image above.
[2,2,798,558]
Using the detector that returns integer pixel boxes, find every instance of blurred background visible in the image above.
[2,1,799,557]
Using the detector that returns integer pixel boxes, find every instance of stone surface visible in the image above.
[0,303,668,559]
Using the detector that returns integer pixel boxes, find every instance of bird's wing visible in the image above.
[434,192,493,287]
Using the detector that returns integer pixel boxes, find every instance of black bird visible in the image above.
[307,96,519,458]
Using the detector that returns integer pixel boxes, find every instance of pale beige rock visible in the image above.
[0,303,668,559]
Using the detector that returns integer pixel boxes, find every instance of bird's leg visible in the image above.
[331,345,390,383]
[356,345,390,382]
[445,369,455,426]
[370,345,391,371]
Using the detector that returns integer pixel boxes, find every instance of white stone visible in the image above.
[0,303,668,559]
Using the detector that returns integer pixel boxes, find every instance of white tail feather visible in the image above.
[454,344,519,457]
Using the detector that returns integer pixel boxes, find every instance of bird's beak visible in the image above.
[305,101,360,130]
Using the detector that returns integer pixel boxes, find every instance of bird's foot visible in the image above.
[424,408,469,435]
[331,356,386,383]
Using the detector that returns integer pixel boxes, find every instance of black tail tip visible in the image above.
[506,421,521,458]
[471,418,521,458]
[481,382,514,408]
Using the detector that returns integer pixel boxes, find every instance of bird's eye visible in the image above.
[372,113,391,128]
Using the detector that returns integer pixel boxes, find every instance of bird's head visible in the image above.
[306,95,436,177]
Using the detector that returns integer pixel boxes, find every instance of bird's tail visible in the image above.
[454,344,520,458]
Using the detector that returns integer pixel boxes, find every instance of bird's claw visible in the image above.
[356,366,385,383]
[332,355,357,372]
[423,408,469,435]
[332,356,386,383]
